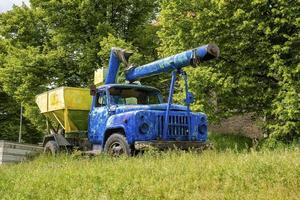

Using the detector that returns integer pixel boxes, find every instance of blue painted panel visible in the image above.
[105,48,120,84]
[105,112,137,144]
[114,104,187,113]
[88,89,109,144]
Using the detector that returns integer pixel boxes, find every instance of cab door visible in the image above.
[88,89,109,144]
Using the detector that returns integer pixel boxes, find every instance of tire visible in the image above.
[104,133,131,156]
[44,140,59,155]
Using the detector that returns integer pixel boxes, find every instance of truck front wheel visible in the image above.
[44,140,59,155]
[104,133,131,156]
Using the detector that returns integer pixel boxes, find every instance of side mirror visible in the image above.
[90,84,96,96]
[109,105,117,113]
[185,92,195,104]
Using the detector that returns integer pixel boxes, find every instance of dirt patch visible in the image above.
[209,113,263,139]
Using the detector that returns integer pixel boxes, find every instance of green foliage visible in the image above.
[98,33,143,83]
[0,33,42,142]
[99,34,143,66]
[0,0,158,138]
[158,0,300,141]
[0,0,298,144]
[1,150,300,199]
[259,136,300,150]
[0,87,41,143]
[0,41,51,133]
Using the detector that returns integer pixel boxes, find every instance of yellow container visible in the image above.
[36,87,92,133]
[94,67,107,86]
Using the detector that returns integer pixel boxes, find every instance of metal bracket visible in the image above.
[191,49,201,67]
[162,68,194,140]
[162,70,177,139]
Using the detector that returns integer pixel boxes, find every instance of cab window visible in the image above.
[108,87,161,105]
[96,91,107,107]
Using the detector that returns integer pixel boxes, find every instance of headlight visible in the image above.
[139,122,150,134]
[198,125,207,135]
[200,117,206,123]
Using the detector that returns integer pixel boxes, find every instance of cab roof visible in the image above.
[97,84,161,93]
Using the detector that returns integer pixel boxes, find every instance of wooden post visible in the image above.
[18,103,23,143]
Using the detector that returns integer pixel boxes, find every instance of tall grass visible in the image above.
[1,147,299,199]
[208,132,253,152]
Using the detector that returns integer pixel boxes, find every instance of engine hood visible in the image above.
[113,103,187,114]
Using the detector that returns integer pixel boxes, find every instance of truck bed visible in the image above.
[35,87,92,133]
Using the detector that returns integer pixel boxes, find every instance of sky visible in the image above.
[0,0,30,13]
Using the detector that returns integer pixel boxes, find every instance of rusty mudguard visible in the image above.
[134,141,213,151]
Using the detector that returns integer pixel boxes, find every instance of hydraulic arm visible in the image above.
[105,44,219,84]
[126,44,219,82]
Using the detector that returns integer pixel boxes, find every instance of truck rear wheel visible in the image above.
[44,140,59,155]
[104,133,131,156]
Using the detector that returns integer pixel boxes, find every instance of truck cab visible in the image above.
[88,84,207,155]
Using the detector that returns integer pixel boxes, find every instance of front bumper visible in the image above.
[134,140,211,150]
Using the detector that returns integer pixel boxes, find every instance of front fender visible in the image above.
[105,112,138,144]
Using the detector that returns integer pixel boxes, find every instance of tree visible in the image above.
[157,0,300,142]
[0,87,41,143]
[0,39,41,143]
[0,0,159,140]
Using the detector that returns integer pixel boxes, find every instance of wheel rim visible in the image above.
[108,142,124,156]
[44,148,51,154]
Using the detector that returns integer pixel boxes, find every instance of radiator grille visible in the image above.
[156,114,189,137]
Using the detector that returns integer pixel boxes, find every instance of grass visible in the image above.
[0,134,299,200]
[208,132,253,152]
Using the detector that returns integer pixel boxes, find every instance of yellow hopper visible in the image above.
[36,87,92,133]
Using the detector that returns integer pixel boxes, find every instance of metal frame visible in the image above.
[162,69,193,140]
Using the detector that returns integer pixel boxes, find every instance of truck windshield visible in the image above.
[109,87,161,105]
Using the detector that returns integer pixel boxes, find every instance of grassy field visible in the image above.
[0,134,299,200]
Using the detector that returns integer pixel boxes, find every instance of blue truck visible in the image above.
[36,44,219,155]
